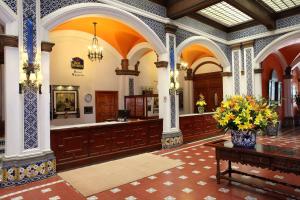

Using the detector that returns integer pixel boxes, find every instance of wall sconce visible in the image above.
[169,69,182,95]
[19,52,42,94]
[177,61,188,71]
[19,18,42,94]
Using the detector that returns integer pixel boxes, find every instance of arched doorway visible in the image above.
[177,37,230,114]
[48,16,161,125]
[256,30,300,127]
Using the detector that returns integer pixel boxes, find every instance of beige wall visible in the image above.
[49,30,157,126]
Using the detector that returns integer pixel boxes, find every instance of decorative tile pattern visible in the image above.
[176,17,227,40]
[254,34,284,56]
[161,131,183,149]
[135,14,166,45]
[1,154,56,187]
[23,0,39,150]
[24,88,38,149]
[129,78,134,96]
[277,14,300,29]
[41,0,166,18]
[233,50,240,94]
[3,0,17,13]
[228,25,267,41]
[216,42,232,66]
[169,35,176,128]
[176,29,196,47]
[245,47,254,96]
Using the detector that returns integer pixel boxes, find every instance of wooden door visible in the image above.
[95,91,118,122]
[193,72,223,112]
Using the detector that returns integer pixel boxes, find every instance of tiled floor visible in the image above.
[1,129,300,200]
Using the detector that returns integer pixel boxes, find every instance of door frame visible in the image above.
[95,91,119,122]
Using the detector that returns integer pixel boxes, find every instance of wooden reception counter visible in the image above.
[51,119,163,171]
[179,112,222,143]
[51,113,221,171]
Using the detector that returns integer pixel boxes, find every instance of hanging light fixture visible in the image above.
[88,22,103,62]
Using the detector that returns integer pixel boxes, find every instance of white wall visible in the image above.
[49,30,157,126]
[136,51,158,94]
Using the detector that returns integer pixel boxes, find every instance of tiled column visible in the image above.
[242,41,254,96]
[283,66,294,127]
[156,24,182,149]
[231,44,242,95]
[1,0,55,188]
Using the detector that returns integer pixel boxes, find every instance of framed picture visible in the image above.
[50,85,80,119]
[54,91,77,114]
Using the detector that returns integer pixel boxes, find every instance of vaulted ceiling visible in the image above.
[52,17,146,58]
[150,0,300,32]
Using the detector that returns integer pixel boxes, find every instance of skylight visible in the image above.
[197,1,253,27]
[260,0,300,12]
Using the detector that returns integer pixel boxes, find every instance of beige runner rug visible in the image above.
[59,153,184,197]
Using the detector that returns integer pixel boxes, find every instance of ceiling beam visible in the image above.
[188,13,228,32]
[167,0,221,19]
[224,0,275,30]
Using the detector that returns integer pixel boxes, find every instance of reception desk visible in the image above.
[180,112,222,143]
[51,119,163,171]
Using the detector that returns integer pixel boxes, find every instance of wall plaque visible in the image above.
[71,57,84,69]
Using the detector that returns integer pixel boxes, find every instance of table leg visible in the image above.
[217,158,220,184]
[228,160,232,184]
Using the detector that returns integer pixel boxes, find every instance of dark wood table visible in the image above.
[206,139,300,200]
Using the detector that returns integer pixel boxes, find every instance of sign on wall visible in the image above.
[71,57,84,77]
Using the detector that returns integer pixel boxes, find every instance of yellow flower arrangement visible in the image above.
[213,95,278,132]
[196,94,207,107]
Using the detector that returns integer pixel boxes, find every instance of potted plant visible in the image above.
[213,95,278,148]
[264,100,279,136]
[196,94,206,114]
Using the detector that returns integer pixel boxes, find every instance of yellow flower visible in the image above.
[233,116,241,125]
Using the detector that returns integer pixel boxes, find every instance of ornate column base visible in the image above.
[282,117,295,128]
[161,131,183,149]
[1,152,56,188]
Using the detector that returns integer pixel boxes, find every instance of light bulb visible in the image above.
[175,82,180,89]
[175,70,179,77]
[170,82,175,89]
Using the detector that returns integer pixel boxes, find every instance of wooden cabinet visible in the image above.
[51,119,163,171]
[180,114,222,143]
[125,95,159,119]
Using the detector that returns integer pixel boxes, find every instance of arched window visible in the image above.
[268,70,282,106]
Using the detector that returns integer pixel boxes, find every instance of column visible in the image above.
[221,72,233,98]
[184,68,193,114]
[242,41,254,96]
[1,0,56,187]
[253,67,263,98]
[231,44,242,95]
[283,66,294,127]
[156,24,182,149]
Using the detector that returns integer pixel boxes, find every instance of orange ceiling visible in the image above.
[52,17,146,58]
[181,44,215,66]
[279,43,300,66]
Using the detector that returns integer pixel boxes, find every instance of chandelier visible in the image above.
[88,22,103,62]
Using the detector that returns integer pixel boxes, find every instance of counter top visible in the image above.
[50,121,126,130]
[180,112,215,117]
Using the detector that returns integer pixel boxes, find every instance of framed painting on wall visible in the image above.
[50,85,80,119]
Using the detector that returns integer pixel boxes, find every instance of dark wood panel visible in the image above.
[95,91,118,122]
[180,114,222,143]
[51,119,163,171]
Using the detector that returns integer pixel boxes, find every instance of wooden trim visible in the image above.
[155,61,168,68]
[241,70,245,75]
[221,72,232,77]
[254,68,263,74]
[115,69,140,76]
[165,24,177,34]
[188,13,228,32]
[241,40,254,48]
[0,34,18,47]
[225,0,275,30]
[167,0,221,19]
[193,61,222,76]
[41,42,55,52]
[230,43,241,50]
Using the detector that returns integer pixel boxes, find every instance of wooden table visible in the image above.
[207,140,300,200]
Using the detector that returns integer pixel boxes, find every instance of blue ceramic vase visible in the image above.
[231,130,256,148]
